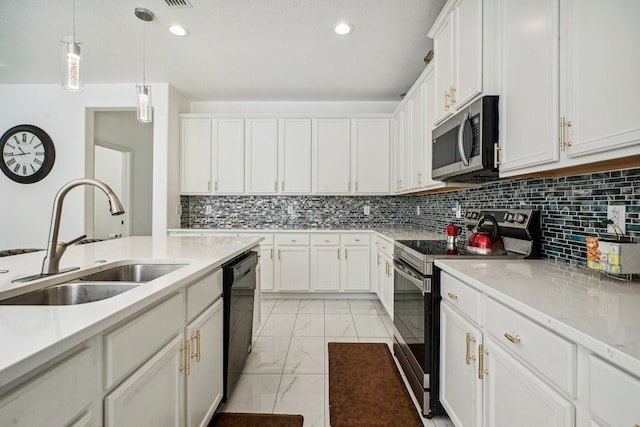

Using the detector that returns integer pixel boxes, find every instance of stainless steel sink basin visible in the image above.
[76,263,187,282]
[0,282,140,306]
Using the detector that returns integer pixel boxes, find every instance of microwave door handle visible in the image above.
[457,112,470,167]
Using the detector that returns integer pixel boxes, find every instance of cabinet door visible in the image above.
[484,337,574,427]
[454,0,483,109]
[246,119,278,194]
[433,13,455,125]
[563,0,640,159]
[213,119,245,194]
[409,87,425,189]
[313,119,351,194]
[440,302,482,427]
[393,109,406,192]
[279,118,312,194]
[180,118,212,194]
[376,251,393,318]
[105,335,184,427]
[311,246,341,291]
[497,0,560,175]
[422,67,439,188]
[259,245,274,291]
[185,299,223,427]
[342,246,370,291]
[276,246,310,291]
[351,118,390,194]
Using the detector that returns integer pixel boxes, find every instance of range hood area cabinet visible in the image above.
[497,0,640,176]
[179,115,391,196]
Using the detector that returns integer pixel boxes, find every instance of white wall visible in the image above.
[0,83,170,251]
[189,101,399,114]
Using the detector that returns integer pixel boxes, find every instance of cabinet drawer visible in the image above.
[486,298,576,396]
[186,269,222,321]
[275,233,309,246]
[310,234,340,246]
[440,272,482,325]
[374,236,394,258]
[589,355,640,426]
[0,346,95,426]
[341,234,370,246]
[104,293,185,390]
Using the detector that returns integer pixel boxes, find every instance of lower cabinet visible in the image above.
[483,336,574,427]
[440,302,483,427]
[588,355,640,427]
[276,246,311,291]
[104,335,185,427]
[0,346,98,427]
[374,237,394,317]
[309,233,371,292]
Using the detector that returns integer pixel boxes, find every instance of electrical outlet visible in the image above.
[364,205,370,215]
[607,205,626,234]
[287,205,294,215]
[205,205,212,215]
[416,206,421,215]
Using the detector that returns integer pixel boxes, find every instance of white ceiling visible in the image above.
[0,0,446,102]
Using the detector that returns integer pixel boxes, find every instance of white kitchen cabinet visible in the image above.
[310,234,341,291]
[498,0,640,176]
[245,119,279,194]
[312,118,351,194]
[430,0,483,126]
[213,119,245,194]
[440,301,483,427]
[351,118,390,194]
[393,107,407,192]
[180,118,212,194]
[104,334,185,427]
[484,336,574,427]
[409,85,425,189]
[588,355,640,427]
[342,244,370,291]
[185,298,223,427]
[279,118,312,194]
[0,346,98,427]
[374,236,394,317]
[259,245,274,292]
[275,234,310,291]
[422,67,441,189]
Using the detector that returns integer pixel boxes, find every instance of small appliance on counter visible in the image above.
[392,208,541,418]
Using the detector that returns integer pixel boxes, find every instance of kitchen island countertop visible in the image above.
[0,235,261,390]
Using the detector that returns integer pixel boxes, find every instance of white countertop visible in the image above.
[0,235,261,390]
[435,258,640,375]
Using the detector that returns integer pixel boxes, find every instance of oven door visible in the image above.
[392,258,431,386]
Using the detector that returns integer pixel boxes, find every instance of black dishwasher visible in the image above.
[221,251,257,402]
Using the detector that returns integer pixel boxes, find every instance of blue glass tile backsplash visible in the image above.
[181,167,640,265]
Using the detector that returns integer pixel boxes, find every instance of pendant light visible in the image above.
[62,0,83,92]
[135,7,154,123]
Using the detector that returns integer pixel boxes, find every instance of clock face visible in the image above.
[0,125,55,184]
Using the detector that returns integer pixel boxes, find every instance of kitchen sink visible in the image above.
[0,282,140,305]
[75,263,187,282]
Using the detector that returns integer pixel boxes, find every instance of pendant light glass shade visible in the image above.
[136,84,152,122]
[62,0,83,92]
[135,7,154,123]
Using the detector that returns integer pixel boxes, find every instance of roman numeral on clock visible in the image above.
[34,158,42,165]
[6,158,16,166]
[13,163,20,173]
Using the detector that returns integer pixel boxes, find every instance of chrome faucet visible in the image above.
[40,178,125,275]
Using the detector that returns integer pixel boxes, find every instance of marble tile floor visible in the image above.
[219,298,454,427]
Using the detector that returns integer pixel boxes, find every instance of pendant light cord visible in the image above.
[72,0,76,43]
[142,17,146,85]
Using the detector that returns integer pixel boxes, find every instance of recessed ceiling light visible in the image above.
[333,22,353,35]
[168,24,189,37]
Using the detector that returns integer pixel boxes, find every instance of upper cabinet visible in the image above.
[498,0,640,176]
[351,119,391,194]
[312,119,352,194]
[429,0,484,126]
[213,119,245,194]
[180,118,212,194]
[245,119,278,194]
[279,119,312,194]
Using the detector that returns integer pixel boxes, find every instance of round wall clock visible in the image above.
[0,124,56,184]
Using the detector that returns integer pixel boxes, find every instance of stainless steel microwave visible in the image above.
[431,95,499,183]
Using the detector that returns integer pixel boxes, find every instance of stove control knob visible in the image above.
[466,211,473,219]
[514,213,527,224]
[505,213,514,222]
[470,211,479,220]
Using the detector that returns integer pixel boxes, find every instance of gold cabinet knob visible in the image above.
[447,292,458,300]
[504,333,521,344]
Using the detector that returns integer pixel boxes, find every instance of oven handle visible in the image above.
[394,260,426,295]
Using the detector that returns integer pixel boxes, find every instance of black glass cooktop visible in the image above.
[395,239,468,256]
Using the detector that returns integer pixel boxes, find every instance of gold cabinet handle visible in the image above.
[377,253,381,265]
[478,344,488,380]
[278,249,281,260]
[180,340,191,376]
[191,330,201,363]
[494,143,501,167]
[344,248,348,260]
[444,91,451,111]
[385,261,390,277]
[447,292,458,300]
[450,85,457,104]
[504,333,521,344]
[337,248,340,260]
[281,181,285,192]
[466,333,476,365]
[270,248,273,259]
[207,181,211,192]
[560,116,573,151]
[214,181,218,191]
[417,171,422,184]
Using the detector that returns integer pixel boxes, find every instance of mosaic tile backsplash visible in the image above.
[181,167,640,265]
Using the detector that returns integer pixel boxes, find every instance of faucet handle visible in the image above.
[63,234,88,247]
